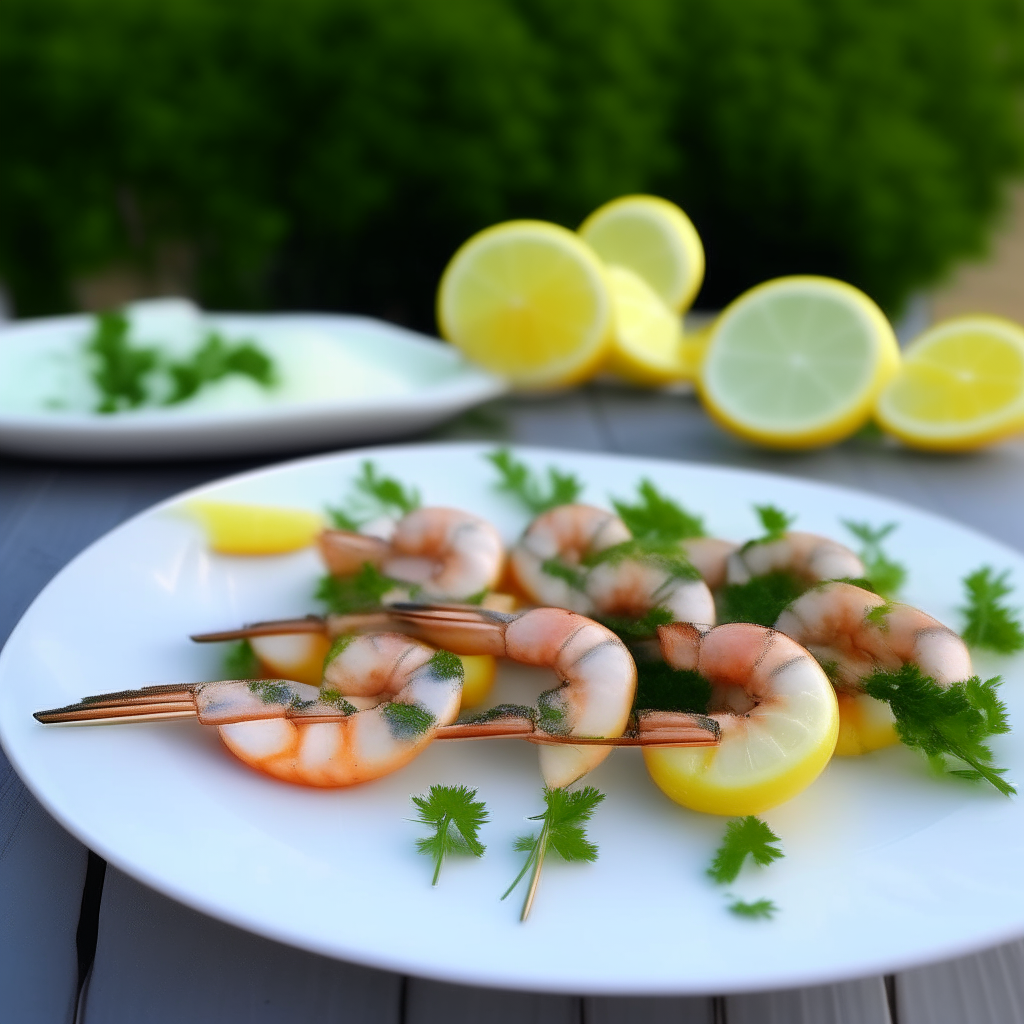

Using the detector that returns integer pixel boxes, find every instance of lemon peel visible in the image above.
[188,500,323,555]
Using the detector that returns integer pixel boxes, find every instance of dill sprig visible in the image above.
[223,639,262,679]
[411,784,489,885]
[718,571,804,627]
[751,504,796,544]
[88,309,159,413]
[165,331,275,405]
[315,563,397,613]
[487,448,583,515]
[842,520,907,597]
[728,898,777,920]
[327,460,421,529]
[503,786,604,922]
[960,566,1024,654]
[633,660,712,714]
[862,665,1015,795]
[601,607,676,640]
[707,816,784,884]
[612,479,705,542]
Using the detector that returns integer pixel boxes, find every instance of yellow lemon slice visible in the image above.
[437,220,612,389]
[604,265,688,386]
[699,276,900,449]
[249,634,332,687]
[458,654,497,711]
[579,195,705,312]
[834,693,899,756]
[189,501,324,555]
[875,316,1024,451]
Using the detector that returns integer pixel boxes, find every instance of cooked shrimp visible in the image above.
[509,503,715,626]
[645,621,839,814]
[319,507,504,601]
[726,532,865,586]
[394,605,637,788]
[774,581,973,754]
[680,537,740,590]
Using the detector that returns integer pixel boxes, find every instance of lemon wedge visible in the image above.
[579,195,705,312]
[875,316,1024,450]
[834,693,899,756]
[698,276,900,449]
[189,501,324,555]
[437,220,612,389]
[604,265,688,386]
[249,634,332,687]
[458,654,497,711]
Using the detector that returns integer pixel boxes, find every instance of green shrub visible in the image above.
[0,0,1020,324]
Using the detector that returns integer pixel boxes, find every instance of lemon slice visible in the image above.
[834,693,898,756]
[604,265,688,386]
[579,195,705,312]
[699,276,900,449]
[189,501,324,555]
[458,654,497,711]
[437,220,612,389]
[249,634,332,686]
[875,316,1024,450]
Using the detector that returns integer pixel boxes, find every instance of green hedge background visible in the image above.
[1,0,1022,328]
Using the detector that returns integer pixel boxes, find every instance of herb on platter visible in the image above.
[750,504,796,544]
[503,786,604,921]
[412,784,489,885]
[327,460,421,529]
[487,448,583,515]
[728,898,778,920]
[960,566,1024,653]
[842,520,906,597]
[88,309,159,413]
[612,479,705,542]
[707,816,784,884]
[315,562,399,613]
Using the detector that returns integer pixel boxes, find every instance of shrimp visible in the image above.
[509,504,716,627]
[680,537,740,590]
[393,605,637,788]
[319,507,504,601]
[726,532,865,587]
[645,621,839,815]
[774,581,973,754]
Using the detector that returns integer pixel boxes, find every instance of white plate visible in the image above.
[2,442,1024,995]
[0,313,504,459]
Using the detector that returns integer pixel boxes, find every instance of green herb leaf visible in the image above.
[612,479,705,541]
[842,520,907,597]
[165,331,275,405]
[315,563,396,614]
[487,448,583,515]
[411,784,489,885]
[718,571,805,627]
[633,661,712,714]
[582,538,701,581]
[728,898,777,920]
[327,460,421,528]
[88,309,159,413]
[708,816,784,884]
[863,665,1015,795]
[223,639,262,679]
[247,678,303,707]
[318,688,357,715]
[753,504,796,543]
[960,566,1024,653]
[540,557,588,591]
[600,606,675,640]
[503,786,604,921]
[381,701,435,738]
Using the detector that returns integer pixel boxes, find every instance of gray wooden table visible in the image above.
[4,386,1024,1024]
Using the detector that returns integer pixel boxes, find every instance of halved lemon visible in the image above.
[189,501,323,555]
[875,316,1024,451]
[699,276,900,449]
[604,265,688,386]
[437,220,612,389]
[579,195,705,312]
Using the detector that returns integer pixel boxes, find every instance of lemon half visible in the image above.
[579,195,705,313]
[437,220,612,389]
[189,501,324,555]
[699,276,900,449]
[875,316,1024,451]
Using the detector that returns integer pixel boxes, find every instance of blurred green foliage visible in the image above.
[0,0,1021,325]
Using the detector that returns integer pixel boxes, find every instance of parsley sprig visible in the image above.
[487,448,583,515]
[327,461,421,530]
[863,665,1015,795]
[728,898,778,919]
[503,786,604,921]
[612,479,705,542]
[751,504,796,544]
[707,816,784,884]
[88,309,159,412]
[165,331,274,404]
[315,562,398,613]
[223,638,262,679]
[842,520,906,597]
[412,784,489,885]
[960,566,1024,654]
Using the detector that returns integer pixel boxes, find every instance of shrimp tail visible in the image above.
[389,603,515,656]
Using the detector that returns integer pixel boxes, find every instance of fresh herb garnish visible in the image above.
[315,563,397,613]
[862,665,1015,795]
[582,538,701,580]
[487,448,583,515]
[247,678,303,707]
[503,786,604,922]
[707,816,784,884]
[411,784,489,885]
[718,571,804,627]
[728,898,778,920]
[633,661,712,714]
[601,607,676,640]
[223,639,262,679]
[318,688,357,715]
[327,461,421,529]
[864,602,892,631]
[612,479,705,542]
[88,309,159,413]
[165,331,274,404]
[960,566,1024,653]
[842,520,907,597]
[381,701,435,739]
[540,557,588,591]
[462,703,537,724]
[751,504,796,544]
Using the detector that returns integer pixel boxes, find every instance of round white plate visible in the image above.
[2,442,1024,995]
[0,313,504,459]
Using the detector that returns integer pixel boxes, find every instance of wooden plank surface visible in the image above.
[4,389,1024,1022]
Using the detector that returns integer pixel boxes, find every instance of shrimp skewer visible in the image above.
[319,507,505,602]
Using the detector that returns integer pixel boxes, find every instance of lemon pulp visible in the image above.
[833,692,899,756]
[249,634,332,687]
[189,501,323,555]
[458,655,497,711]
